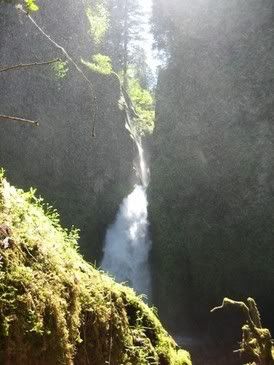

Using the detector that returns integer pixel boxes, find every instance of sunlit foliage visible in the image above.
[24,0,39,11]
[86,1,109,45]
[128,75,155,135]
[52,60,69,79]
[82,53,113,75]
[1,0,39,11]
[83,0,155,137]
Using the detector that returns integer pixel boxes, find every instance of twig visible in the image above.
[0,58,60,73]
[0,114,39,126]
[21,243,38,262]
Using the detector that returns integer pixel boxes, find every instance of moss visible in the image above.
[0,172,191,365]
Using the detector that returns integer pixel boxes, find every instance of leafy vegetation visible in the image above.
[128,75,155,135]
[83,0,155,136]
[81,51,155,135]
[0,172,191,365]
[52,60,69,79]
[104,0,147,76]
[24,0,39,12]
[82,53,113,75]
[0,0,39,10]
[86,1,109,45]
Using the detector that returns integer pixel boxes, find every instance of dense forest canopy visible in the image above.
[0,0,274,364]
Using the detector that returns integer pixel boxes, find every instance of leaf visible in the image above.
[25,0,39,12]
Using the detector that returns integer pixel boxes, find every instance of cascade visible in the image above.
[101,108,151,297]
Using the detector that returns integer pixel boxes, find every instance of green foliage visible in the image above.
[0,175,191,365]
[0,0,38,10]
[24,0,39,12]
[104,0,146,72]
[83,0,155,136]
[128,75,155,135]
[86,1,109,45]
[82,53,113,75]
[52,60,69,79]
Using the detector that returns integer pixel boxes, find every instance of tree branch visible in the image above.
[0,115,39,126]
[0,58,61,73]
[211,297,255,330]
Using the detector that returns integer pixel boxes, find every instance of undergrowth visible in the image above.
[0,171,191,365]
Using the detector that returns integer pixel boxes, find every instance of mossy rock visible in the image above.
[0,171,191,365]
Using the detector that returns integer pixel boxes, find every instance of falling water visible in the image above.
[101,114,151,296]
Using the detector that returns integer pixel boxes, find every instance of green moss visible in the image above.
[0,172,191,365]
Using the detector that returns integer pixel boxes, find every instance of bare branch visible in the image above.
[211,297,255,328]
[0,115,39,126]
[0,58,61,73]
[211,297,250,313]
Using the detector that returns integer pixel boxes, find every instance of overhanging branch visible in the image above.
[0,58,60,73]
[0,115,39,126]
[211,297,255,330]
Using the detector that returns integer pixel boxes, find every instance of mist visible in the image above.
[0,0,273,364]
[102,184,151,296]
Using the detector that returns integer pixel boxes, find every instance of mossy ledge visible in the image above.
[0,172,191,365]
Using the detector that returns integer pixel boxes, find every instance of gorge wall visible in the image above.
[0,1,134,261]
[149,0,274,341]
[1,2,274,362]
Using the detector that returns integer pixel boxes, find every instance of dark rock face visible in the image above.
[0,2,134,261]
[149,0,274,348]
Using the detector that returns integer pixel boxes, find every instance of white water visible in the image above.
[101,132,151,296]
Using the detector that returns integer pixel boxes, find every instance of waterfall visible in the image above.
[101,109,151,297]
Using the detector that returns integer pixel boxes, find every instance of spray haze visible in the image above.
[101,184,151,296]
